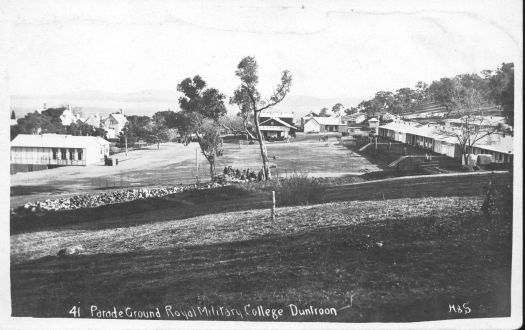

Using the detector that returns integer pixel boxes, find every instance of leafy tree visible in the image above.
[319,107,330,117]
[120,115,152,146]
[177,75,227,179]
[232,56,292,180]
[374,91,395,113]
[118,122,137,147]
[344,107,358,115]
[332,103,344,115]
[436,81,499,164]
[16,111,65,135]
[487,62,514,125]
[394,87,417,112]
[427,78,458,113]
[150,110,180,147]
[117,116,151,148]
[229,89,256,139]
[10,124,21,141]
[219,114,255,140]
[41,106,66,119]
[66,120,106,137]
[152,110,179,128]
[415,81,429,104]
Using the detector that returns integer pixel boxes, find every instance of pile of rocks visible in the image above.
[13,182,224,216]
[215,166,264,184]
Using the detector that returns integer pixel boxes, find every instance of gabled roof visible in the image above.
[11,134,110,148]
[83,113,101,126]
[260,117,295,129]
[109,113,127,124]
[308,116,344,126]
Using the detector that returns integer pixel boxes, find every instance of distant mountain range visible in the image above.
[10,90,363,119]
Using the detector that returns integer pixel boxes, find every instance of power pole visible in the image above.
[125,135,128,156]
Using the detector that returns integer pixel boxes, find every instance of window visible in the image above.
[61,148,67,160]
[78,149,83,161]
[69,149,75,160]
[52,148,58,160]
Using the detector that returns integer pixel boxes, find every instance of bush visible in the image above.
[481,179,513,241]
[460,165,475,172]
[481,181,512,220]
[268,173,326,206]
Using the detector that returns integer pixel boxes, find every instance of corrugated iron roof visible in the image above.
[379,121,513,153]
[11,134,110,148]
[308,116,344,126]
[260,117,295,129]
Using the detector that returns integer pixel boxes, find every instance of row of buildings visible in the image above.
[258,111,370,138]
[10,107,513,174]
[256,110,513,165]
[11,104,129,140]
[60,106,128,139]
[377,120,513,164]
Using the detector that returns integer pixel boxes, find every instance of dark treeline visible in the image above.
[10,106,106,141]
[345,62,514,124]
[10,107,182,146]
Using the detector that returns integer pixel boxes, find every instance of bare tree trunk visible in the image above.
[195,132,216,181]
[462,145,468,166]
[208,158,215,180]
[253,110,271,180]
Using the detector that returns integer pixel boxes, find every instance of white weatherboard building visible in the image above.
[378,121,513,164]
[11,134,110,172]
[303,116,347,133]
[342,113,366,125]
[102,112,128,139]
[259,111,296,139]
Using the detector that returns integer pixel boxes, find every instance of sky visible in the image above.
[3,0,523,101]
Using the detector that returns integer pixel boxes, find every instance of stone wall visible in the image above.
[12,183,224,216]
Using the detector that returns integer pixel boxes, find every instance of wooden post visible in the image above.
[195,147,199,183]
[125,135,128,156]
[271,191,276,221]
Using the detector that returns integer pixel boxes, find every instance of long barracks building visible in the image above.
[378,121,513,164]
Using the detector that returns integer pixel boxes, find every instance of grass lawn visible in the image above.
[10,138,380,208]
[217,136,381,176]
[10,172,512,322]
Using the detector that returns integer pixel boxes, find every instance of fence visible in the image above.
[87,167,212,189]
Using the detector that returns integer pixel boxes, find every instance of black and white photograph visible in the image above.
[1,0,522,329]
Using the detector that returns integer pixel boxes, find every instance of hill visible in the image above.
[10,91,362,118]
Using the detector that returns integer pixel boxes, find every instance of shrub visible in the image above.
[481,181,512,220]
[460,165,475,172]
[481,179,513,241]
[268,172,326,206]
